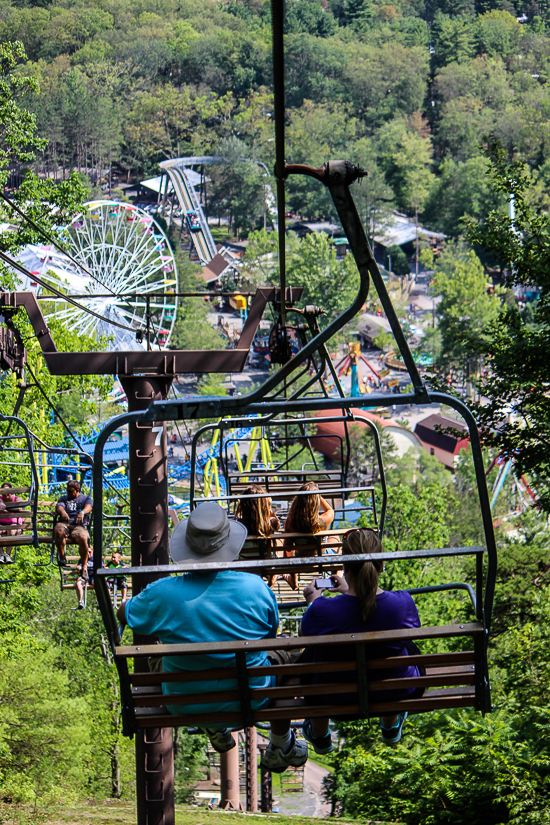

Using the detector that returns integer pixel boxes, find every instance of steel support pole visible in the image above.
[119,374,175,825]
[219,745,241,810]
[258,744,273,813]
[245,727,258,812]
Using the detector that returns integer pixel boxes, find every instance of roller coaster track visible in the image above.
[159,156,277,265]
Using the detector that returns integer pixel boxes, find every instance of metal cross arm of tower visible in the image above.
[0,288,303,376]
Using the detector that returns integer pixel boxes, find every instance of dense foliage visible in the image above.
[0,0,549,233]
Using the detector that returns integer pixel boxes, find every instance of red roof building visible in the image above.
[312,408,423,460]
[414,413,469,469]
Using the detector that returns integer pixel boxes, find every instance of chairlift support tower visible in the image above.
[0,283,300,825]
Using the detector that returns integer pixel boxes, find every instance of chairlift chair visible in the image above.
[0,413,41,566]
[91,295,496,738]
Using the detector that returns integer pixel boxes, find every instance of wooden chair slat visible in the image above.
[116,623,484,659]
[369,651,475,669]
[127,656,475,688]
[132,681,361,708]
[132,687,477,729]
[129,660,358,685]
[131,666,476,709]
[0,535,51,546]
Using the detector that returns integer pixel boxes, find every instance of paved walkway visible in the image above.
[274,760,331,818]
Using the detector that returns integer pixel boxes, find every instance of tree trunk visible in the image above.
[111,740,122,799]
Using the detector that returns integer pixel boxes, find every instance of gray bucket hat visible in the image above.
[170,502,247,563]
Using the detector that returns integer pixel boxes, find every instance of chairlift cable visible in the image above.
[0,190,141,320]
[0,250,136,333]
[169,386,193,458]
[24,361,130,505]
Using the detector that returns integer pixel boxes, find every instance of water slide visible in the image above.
[159,158,217,264]
[160,156,277,264]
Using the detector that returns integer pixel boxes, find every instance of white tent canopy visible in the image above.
[140,169,206,194]
[374,213,445,248]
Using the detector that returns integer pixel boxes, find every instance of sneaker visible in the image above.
[0,553,4,564]
[380,712,408,745]
[81,567,89,581]
[58,554,68,567]
[77,600,85,610]
[3,553,12,564]
[203,728,236,754]
[302,718,334,755]
[260,731,308,774]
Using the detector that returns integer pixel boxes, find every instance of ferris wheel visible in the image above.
[21,201,178,350]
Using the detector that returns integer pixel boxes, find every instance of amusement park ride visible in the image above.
[334,342,382,395]
[0,3,498,824]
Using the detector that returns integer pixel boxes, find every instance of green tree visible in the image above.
[207,136,267,238]
[240,228,279,287]
[432,12,476,68]
[122,85,224,176]
[286,231,360,324]
[285,0,337,37]
[423,154,503,235]
[341,0,375,31]
[476,9,522,67]
[169,259,227,351]
[0,650,92,805]
[429,244,501,367]
[377,118,435,216]
[170,299,228,350]
[433,57,514,161]
[384,244,410,276]
[342,43,429,128]
[462,138,550,513]
[285,99,357,220]
[349,137,395,248]
[0,43,85,259]
[326,709,550,824]
[174,728,209,802]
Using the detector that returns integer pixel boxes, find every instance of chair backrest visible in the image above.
[113,622,487,736]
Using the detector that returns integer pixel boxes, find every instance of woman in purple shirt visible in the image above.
[299,527,422,754]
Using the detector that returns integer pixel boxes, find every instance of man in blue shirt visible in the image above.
[55,480,93,574]
[117,502,307,773]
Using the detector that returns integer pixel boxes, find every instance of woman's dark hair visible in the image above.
[235,484,274,538]
[288,481,321,533]
[342,528,384,622]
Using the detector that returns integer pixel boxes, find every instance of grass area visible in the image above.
[0,801,374,825]
[209,224,234,243]
[308,752,335,772]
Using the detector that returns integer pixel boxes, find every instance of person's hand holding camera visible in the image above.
[327,574,349,593]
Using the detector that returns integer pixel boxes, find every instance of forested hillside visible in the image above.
[4,0,550,234]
